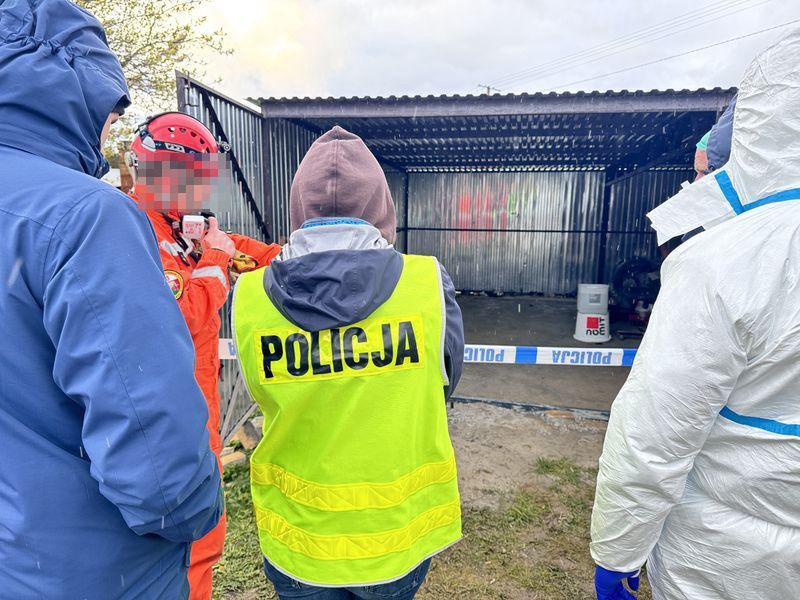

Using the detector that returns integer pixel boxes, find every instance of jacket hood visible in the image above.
[289,126,397,244]
[265,223,403,332]
[0,0,129,177]
[648,28,800,244]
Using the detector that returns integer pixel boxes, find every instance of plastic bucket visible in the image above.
[574,312,611,343]
[577,284,609,314]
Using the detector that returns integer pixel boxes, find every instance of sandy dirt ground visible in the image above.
[448,402,607,509]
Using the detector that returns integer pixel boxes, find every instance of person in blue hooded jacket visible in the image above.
[707,95,735,171]
[0,1,223,598]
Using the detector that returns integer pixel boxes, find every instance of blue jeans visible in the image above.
[263,558,431,599]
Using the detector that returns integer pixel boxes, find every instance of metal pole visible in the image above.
[261,117,275,242]
[403,171,410,253]
[175,71,188,113]
[596,168,615,284]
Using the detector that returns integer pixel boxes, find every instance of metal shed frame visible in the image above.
[178,73,734,269]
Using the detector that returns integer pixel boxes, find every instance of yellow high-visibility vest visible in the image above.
[233,253,462,586]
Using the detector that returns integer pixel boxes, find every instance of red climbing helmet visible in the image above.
[129,112,231,211]
[129,112,228,162]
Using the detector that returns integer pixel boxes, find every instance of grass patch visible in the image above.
[505,489,549,527]
[214,455,652,599]
[213,461,275,599]
[535,457,584,486]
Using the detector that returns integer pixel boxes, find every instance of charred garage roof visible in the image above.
[259,88,736,172]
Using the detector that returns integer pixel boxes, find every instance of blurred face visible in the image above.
[133,153,233,215]
[101,112,120,147]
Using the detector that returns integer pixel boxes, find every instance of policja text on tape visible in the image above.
[220,339,636,367]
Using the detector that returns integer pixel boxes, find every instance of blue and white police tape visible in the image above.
[463,344,637,367]
[219,339,637,367]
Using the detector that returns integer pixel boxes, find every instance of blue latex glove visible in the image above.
[595,565,639,600]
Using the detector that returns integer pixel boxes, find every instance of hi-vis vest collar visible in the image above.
[232,253,461,587]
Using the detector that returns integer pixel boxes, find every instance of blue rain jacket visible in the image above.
[0,1,222,598]
[708,95,736,171]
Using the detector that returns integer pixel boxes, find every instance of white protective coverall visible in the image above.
[591,28,800,600]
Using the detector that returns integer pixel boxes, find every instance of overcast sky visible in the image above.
[198,0,800,103]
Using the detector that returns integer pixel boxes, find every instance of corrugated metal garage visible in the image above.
[175,74,735,438]
[178,75,733,294]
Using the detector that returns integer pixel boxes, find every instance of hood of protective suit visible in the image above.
[648,28,800,244]
[0,0,130,177]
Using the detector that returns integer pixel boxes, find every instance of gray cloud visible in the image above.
[201,0,800,100]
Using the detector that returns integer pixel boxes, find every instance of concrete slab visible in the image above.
[456,296,641,412]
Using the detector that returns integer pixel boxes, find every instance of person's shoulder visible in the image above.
[673,203,800,263]
[715,201,800,254]
[70,182,137,212]
[403,252,450,272]
[400,252,438,263]
[55,183,141,233]
[664,202,800,319]
[45,180,150,260]
[0,149,136,232]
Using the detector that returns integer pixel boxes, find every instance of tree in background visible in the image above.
[75,0,229,162]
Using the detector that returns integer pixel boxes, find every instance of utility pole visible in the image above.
[477,84,502,95]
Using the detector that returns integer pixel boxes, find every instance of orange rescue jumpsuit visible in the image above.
[145,210,280,599]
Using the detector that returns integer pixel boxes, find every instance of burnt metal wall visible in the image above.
[178,76,268,242]
[604,169,695,282]
[405,169,687,295]
[603,169,692,282]
[406,171,604,294]
[265,119,318,243]
[385,170,407,252]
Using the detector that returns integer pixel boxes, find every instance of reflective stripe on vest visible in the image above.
[233,254,461,586]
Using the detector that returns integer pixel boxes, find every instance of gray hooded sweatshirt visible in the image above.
[264,127,464,395]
